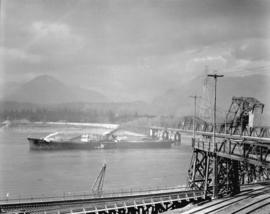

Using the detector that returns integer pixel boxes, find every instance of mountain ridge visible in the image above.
[1,73,269,120]
[2,75,110,104]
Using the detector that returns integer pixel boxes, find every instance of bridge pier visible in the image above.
[150,125,270,198]
[174,132,181,145]
[187,146,241,197]
[149,128,181,144]
[187,136,270,198]
[162,131,169,140]
[231,160,240,195]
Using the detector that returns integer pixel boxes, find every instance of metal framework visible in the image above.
[177,97,270,138]
[225,97,264,135]
[187,135,270,197]
[149,125,270,198]
[187,147,240,197]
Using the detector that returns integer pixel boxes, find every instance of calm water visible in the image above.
[0,129,192,198]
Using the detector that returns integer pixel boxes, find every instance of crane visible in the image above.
[91,163,106,196]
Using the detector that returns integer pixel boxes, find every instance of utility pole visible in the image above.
[189,95,201,139]
[207,73,224,199]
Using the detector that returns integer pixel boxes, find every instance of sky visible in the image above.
[1,0,270,101]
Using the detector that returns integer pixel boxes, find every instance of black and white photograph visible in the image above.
[0,0,270,213]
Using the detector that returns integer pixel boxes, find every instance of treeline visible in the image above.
[0,108,149,123]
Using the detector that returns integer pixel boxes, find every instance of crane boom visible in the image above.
[91,163,106,195]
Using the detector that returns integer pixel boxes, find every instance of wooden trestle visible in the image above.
[150,127,270,198]
[0,188,205,214]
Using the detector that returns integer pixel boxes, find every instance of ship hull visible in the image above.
[28,138,101,150]
[28,138,173,150]
[102,140,173,149]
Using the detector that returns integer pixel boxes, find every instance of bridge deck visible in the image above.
[193,139,270,167]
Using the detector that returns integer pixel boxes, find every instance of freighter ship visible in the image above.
[28,131,173,150]
[28,132,102,150]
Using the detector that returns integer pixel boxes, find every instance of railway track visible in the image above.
[178,183,270,214]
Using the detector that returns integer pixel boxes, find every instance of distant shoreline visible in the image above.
[1,120,119,128]
[0,120,120,135]
[33,121,119,129]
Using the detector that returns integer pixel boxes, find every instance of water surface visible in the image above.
[0,129,192,198]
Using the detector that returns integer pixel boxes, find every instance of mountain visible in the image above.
[2,73,269,123]
[2,75,109,104]
[152,74,270,119]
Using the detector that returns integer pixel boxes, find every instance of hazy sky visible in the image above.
[1,0,270,101]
